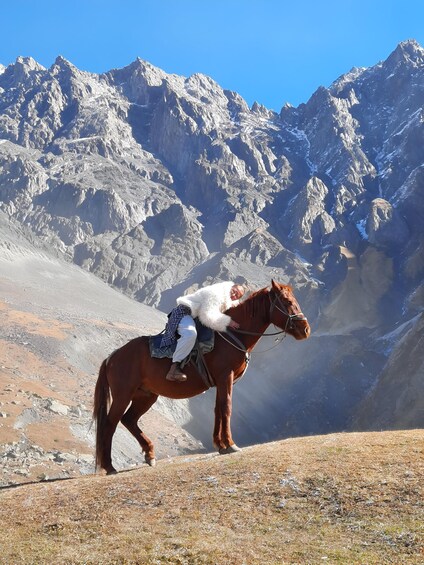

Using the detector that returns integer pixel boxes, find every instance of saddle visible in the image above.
[149,319,215,387]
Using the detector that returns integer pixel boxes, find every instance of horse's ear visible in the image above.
[271,279,279,290]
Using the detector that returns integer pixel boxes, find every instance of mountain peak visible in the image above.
[398,38,423,54]
[53,55,75,69]
[107,56,169,88]
[386,39,424,68]
[15,56,44,72]
[0,56,45,86]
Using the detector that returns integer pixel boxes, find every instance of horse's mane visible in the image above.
[228,286,270,321]
[227,283,294,322]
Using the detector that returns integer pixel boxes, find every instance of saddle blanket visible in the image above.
[149,318,215,361]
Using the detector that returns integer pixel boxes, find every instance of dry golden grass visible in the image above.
[1,429,423,564]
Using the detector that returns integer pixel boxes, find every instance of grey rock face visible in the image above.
[0,39,423,436]
[366,198,410,247]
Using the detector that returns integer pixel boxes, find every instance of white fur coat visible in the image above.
[176,281,239,332]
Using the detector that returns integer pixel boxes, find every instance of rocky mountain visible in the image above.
[0,39,423,447]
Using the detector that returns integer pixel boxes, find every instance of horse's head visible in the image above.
[269,280,310,340]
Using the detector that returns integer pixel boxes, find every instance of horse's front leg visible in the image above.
[213,371,241,454]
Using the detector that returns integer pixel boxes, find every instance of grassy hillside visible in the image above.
[1,429,423,564]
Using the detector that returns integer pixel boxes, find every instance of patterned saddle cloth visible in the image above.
[149,318,215,361]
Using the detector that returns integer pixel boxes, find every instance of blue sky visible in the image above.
[2,1,423,111]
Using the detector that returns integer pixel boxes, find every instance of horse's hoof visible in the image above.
[219,444,241,455]
[106,468,118,475]
[145,456,156,467]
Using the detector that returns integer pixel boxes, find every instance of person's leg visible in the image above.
[166,316,197,381]
[173,315,197,362]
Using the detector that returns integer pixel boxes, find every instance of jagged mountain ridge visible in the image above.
[0,39,423,435]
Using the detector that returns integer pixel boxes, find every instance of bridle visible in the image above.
[217,291,307,382]
[216,288,308,381]
[219,289,308,345]
[268,290,308,333]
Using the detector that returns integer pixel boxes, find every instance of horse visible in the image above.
[93,280,311,474]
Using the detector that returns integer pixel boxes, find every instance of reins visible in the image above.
[233,327,286,337]
[216,330,251,384]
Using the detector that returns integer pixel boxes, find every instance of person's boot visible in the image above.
[165,362,187,382]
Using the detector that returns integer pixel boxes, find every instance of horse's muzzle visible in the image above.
[293,319,311,340]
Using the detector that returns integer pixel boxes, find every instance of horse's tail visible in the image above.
[93,358,111,471]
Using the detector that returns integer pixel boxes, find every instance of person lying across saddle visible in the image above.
[161,281,245,382]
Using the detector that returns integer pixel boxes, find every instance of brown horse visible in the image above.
[93,280,310,474]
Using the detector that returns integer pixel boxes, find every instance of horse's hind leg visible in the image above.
[121,390,158,467]
[101,396,132,475]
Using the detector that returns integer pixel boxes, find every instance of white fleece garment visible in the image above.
[176,281,239,332]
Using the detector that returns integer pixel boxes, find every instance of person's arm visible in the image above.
[195,282,239,331]
[198,307,232,332]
